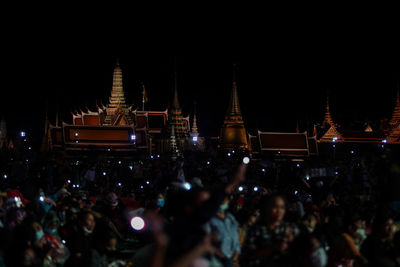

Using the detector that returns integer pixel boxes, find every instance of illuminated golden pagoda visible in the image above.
[319,95,343,142]
[104,59,133,125]
[388,89,400,143]
[219,66,248,151]
[389,89,400,127]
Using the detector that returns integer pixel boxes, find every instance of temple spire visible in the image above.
[172,63,180,110]
[219,64,248,152]
[105,58,132,125]
[191,102,199,137]
[0,116,7,149]
[323,95,334,126]
[226,64,242,117]
[390,87,400,126]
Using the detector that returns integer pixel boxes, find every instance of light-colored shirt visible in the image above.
[204,212,240,259]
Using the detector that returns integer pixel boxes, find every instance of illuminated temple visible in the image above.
[43,60,400,158]
[47,60,191,154]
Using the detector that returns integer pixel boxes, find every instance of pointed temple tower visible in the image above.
[166,71,189,152]
[219,66,249,152]
[190,103,199,139]
[189,103,205,151]
[389,89,400,127]
[388,89,400,143]
[105,59,133,125]
[0,116,8,150]
[168,125,180,160]
[319,95,343,142]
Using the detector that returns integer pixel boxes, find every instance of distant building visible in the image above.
[45,59,400,158]
[48,59,193,155]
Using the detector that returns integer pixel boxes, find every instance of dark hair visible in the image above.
[259,193,287,217]
[78,210,94,224]
[372,209,393,235]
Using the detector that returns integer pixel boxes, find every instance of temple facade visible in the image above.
[48,60,193,155]
[43,59,400,158]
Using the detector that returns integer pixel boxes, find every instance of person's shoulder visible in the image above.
[226,212,239,223]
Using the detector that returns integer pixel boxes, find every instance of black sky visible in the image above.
[2,18,400,145]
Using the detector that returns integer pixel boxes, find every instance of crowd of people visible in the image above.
[0,145,400,266]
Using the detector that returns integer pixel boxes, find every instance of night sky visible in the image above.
[2,22,400,146]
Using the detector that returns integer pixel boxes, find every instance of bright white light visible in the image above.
[140,185,144,189]
[238,186,244,192]
[39,196,45,202]
[150,155,154,159]
[306,175,310,181]
[332,144,336,148]
[183,182,192,190]
[25,159,29,163]
[75,141,79,144]
[107,148,111,151]
[261,169,265,172]
[20,131,26,137]
[118,182,122,187]
[28,147,31,150]
[146,181,150,185]
[278,151,281,154]
[335,171,339,175]
[253,186,258,192]
[3,174,7,179]
[227,153,231,157]
[192,136,198,142]
[118,161,122,164]
[72,185,76,188]
[24,139,27,142]
[67,179,71,184]
[295,190,298,195]
[76,184,80,188]
[103,172,106,176]
[129,166,133,170]
[350,150,354,154]
[296,164,300,167]
[130,216,145,231]
[382,139,387,143]
[157,155,160,158]
[74,132,79,137]
[242,157,250,165]
[62,240,66,244]
[232,150,235,154]
[207,161,210,165]
[131,134,136,141]
[332,137,338,142]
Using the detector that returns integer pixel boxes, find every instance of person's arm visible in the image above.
[192,164,247,225]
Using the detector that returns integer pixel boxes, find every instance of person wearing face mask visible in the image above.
[204,196,240,267]
[65,211,96,267]
[329,214,368,267]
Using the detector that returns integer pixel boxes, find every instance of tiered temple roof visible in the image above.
[105,59,133,125]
